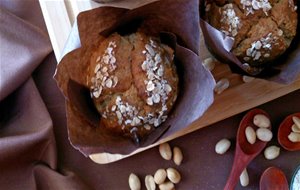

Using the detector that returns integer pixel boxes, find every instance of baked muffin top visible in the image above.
[206,0,298,67]
[87,32,178,139]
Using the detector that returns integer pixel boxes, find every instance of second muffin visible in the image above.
[205,0,298,67]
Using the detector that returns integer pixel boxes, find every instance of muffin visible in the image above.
[87,32,179,140]
[205,0,298,67]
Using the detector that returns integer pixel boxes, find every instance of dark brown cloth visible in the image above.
[0,1,299,190]
[0,1,89,189]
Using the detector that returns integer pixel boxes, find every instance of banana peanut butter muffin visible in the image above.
[87,32,178,140]
[206,0,298,67]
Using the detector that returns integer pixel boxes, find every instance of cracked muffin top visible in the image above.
[86,32,179,140]
[205,0,298,67]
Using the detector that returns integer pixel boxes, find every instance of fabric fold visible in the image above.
[0,78,57,189]
[33,165,90,190]
[0,7,52,101]
[0,2,60,189]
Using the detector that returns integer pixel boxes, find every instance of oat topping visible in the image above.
[88,34,177,133]
[137,38,173,128]
[97,38,174,131]
[108,38,173,130]
[243,33,279,62]
[240,0,272,16]
[114,96,140,127]
[142,39,173,108]
[90,41,118,98]
[221,4,241,37]
[104,95,168,131]
[288,0,298,11]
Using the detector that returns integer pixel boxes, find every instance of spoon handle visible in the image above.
[224,151,251,190]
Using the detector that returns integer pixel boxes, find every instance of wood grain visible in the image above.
[39,0,72,61]
[39,0,300,164]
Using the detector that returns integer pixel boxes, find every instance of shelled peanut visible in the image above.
[215,138,231,154]
[240,168,249,187]
[264,146,280,160]
[129,143,184,190]
[244,114,273,145]
[159,143,183,166]
[288,116,300,142]
[129,173,141,190]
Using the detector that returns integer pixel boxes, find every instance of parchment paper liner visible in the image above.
[55,0,215,156]
[199,0,300,84]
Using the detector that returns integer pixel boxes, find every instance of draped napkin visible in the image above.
[0,1,89,189]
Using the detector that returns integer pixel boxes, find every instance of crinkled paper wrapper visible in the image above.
[199,0,300,84]
[55,0,215,156]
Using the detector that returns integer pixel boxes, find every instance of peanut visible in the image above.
[264,146,280,160]
[242,75,255,83]
[256,128,273,142]
[166,168,181,184]
[158,181,175,190]
[245,126,256,144]
[292,116,300,128]
[173,147,183,166]
[214,78,230,94]
[203,57,215,71]
[145,175,156,190]
[129,173,141,190]
[159,143,172,160]
[239,168,249,187]
[291,124,300,133]
[154,169,167,185]
[253,114,270,128]
[215,138,231,154]
[288,132,300,142]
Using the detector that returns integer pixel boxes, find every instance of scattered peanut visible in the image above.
[166,168,181,184]
[264,146,280,160]
[256,128,273,142]
[292,124,300,133]
[173,147,183,166]
[158,181,175,190]
[129,173,141,190]
[253,114,271,128]
[240,168,249,187]
[145,175,156,190]
[292,116,300,128]
[203,57,215,71]
[214,78,230,94]
[245,126,256,144]
[159,143,172,161]
[205,3,211,12]
[215,138,231,154]
[154,169,167,185]
[242,75,255,83]
[288,132,300,142]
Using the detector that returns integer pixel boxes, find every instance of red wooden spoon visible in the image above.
[260,167,289,190]
[224,109,271,190]
[278,113,300,151]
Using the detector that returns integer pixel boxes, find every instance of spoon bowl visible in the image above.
[237,109,268,155]
[260,167,288,190]
[224,109,271,190]
[278,113,300,151]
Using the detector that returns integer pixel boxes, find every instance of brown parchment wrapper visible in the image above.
[55,0,215,156]
[199,0,300,84]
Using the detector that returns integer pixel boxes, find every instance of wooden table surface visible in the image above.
[39,0,300,164]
